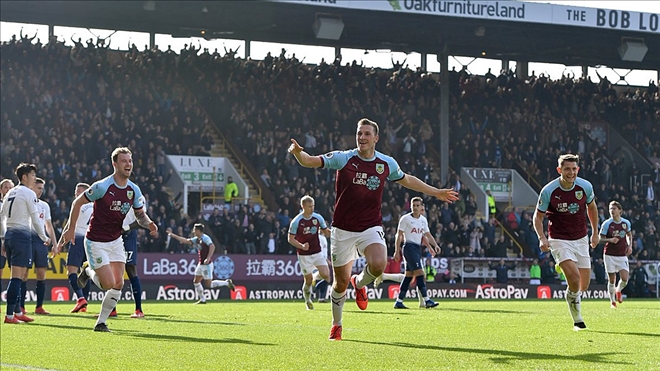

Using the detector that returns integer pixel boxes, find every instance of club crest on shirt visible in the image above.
[127,190,133,199]
[376,163,385,174]
[622,224,627,230]
[312,219,317,225]
[575,190,583,200]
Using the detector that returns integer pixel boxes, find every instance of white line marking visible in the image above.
[0,363,65,371]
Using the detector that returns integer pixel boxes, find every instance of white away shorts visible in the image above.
[549,235,591,269]
[298,251,329,275]
[604,254,629,273]
[195,263,214,280]
[330,226,385,267]
[84,236,126,269]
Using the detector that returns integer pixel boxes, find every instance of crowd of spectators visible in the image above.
[1,36,659,266]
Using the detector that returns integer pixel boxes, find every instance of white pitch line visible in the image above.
[0,363,66,371]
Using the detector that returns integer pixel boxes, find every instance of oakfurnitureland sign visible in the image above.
[271,0,659,34]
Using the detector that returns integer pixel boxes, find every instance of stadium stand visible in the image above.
[1,34,659,266]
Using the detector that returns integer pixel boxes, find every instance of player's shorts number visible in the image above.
[125,250,133,261]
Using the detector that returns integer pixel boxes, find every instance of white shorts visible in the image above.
[548,235,591,269]
[298,251,329,275]
[84,237,125,269]
[331,226,385,267]
[195,263,214,280]
[604,254,629,274]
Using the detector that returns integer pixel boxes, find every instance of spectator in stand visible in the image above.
[488,259,515,284]
[630,261,648,298]
[540,257,557,284]
[224,176,239,206]
[529,258,541,285]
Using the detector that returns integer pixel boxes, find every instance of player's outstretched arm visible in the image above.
[397,174,459,203]
[167,231,193,245]
[288,139,322,168]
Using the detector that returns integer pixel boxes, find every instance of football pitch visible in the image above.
[1,299,658,371]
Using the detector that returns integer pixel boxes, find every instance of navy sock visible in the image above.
[36,280,46,308]
[6,278,22,316]
[20,280,27,310]
[83,281,91,300]
[68,273,84,299]
[398,276,413,301]
[130,276,142,311]
[415,275,428,299]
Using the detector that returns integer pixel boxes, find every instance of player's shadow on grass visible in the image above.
[123,333,273,346]
[438,308,528,315]
[145,316,246,326]
[346,310,413,315]
[590,330,660,338]
[28,322,140,333]
[348,340,633,366]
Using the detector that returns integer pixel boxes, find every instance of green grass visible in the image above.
[1,299,658,370]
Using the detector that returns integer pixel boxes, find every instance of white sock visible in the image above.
[303,283,312,303]
[616,280,628,292]
[87,267,103,290]
[331,289,346,326]
[194,283,206,302]
[312,271,322,282]
[382,273,405,283]
[565,289,583,323]
[356,265,377,288]
[608,283,616,302]
[210,280,229,288]
[416,287,425,306]
[96,288,121,326]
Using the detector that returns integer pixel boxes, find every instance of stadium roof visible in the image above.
[1,0,659,71]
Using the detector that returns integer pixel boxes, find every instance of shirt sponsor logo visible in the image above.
[366,175,381,191]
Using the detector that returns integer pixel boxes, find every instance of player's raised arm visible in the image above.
[288,138,322,168]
